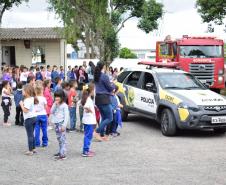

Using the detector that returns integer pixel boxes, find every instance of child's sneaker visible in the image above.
[25,151,34,156]
[111,133,120,137]
[69,128,76,133]
[47,126,53,130]
[7,123,11,126]
[82,151,95,157]
[3,122,8,126]
[89,150,95,155]
[53,153,60,157]
[101,136,110,141]
[55,155,67,160]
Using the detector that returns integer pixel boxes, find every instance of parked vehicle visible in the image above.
[144,35,225,92]
[116,65,226,136]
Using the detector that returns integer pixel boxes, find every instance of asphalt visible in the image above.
[1,106,226,185]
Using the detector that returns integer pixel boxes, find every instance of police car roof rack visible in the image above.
[138,61,180,70]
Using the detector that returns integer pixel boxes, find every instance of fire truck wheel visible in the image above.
[160,108,177,136]
[214,128,226,134]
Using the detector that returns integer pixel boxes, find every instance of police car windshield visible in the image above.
[157,73,206,90]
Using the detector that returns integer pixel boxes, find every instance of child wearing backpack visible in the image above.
[14,82,24,126]
[35,67,43,81]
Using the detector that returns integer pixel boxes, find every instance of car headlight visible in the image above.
[218,76,224,84]
[178,103,199,112]
[178,102,189,109]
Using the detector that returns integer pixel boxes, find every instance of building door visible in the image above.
[2,46,16,66]
[10,47,16,66]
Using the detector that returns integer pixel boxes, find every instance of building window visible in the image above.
[137,54,145,59]
[160,43,171,56]
[32,46,45,64]
[67,53,71,59]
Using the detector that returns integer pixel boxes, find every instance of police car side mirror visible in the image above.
[146,83,157,93]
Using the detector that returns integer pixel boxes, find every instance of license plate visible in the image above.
[211,116,226,124]
[200,80,207,84]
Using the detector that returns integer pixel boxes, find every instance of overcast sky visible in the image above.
[2,0,226,49]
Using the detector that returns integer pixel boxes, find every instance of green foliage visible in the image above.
[111,0,163,34]
[48,0,163,61]
[0,0,29,24]
[119,48,137,59]
[196,0,226,25]
[138,0,163,33]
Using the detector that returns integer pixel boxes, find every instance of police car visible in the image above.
[116,66,226,136]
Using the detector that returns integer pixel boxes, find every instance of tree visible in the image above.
[0,0,29,25]
[0,0,28,68]
[48,0,163,62]
[48,0,111,60]
[110,0,163,34]
[196,0,226,32]
[119,48,137,59]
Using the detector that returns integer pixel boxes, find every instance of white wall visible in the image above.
[67,58,150,69]
[2,39,65,67]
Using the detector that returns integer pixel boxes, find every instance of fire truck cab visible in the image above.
[156,35,225,91]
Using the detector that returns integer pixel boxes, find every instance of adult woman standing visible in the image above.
[87,61,95,82]
[94,61,115,141]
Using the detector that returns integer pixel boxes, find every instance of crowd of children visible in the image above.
[0,61,123,160]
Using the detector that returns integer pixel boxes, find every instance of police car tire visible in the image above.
[213,128,226,134]
[121,109,128,121]
[160,109,177,136]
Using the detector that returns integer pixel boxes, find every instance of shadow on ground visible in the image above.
[126,114,225,138]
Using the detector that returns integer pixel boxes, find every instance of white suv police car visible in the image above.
[116,67,226,136]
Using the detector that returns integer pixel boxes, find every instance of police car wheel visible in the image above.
[160,109,177,136]
[213,128,226,134]
[121,109,128,121]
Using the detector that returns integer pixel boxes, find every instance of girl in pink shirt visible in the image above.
[43,79,53,116]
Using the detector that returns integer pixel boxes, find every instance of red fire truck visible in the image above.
[141,35,225,92]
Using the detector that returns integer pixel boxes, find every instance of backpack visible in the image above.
[70,71,75,80]
[36,72,43,81]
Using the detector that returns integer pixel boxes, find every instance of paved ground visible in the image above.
[1,105,226,185]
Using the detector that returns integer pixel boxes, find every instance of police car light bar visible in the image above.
[138,61,180,69]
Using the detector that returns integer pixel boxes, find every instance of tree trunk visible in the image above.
[85,30,90,59]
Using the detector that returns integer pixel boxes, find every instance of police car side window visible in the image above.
[125,71,141,87]
[117,71,131,83]
[143,73,156,91]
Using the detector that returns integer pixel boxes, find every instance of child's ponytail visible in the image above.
[81,89,91,106]
[23,84,39,104]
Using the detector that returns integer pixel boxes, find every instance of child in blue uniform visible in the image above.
[14,82,24,126]
[34,84,48,147]
[81,86,96,157]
